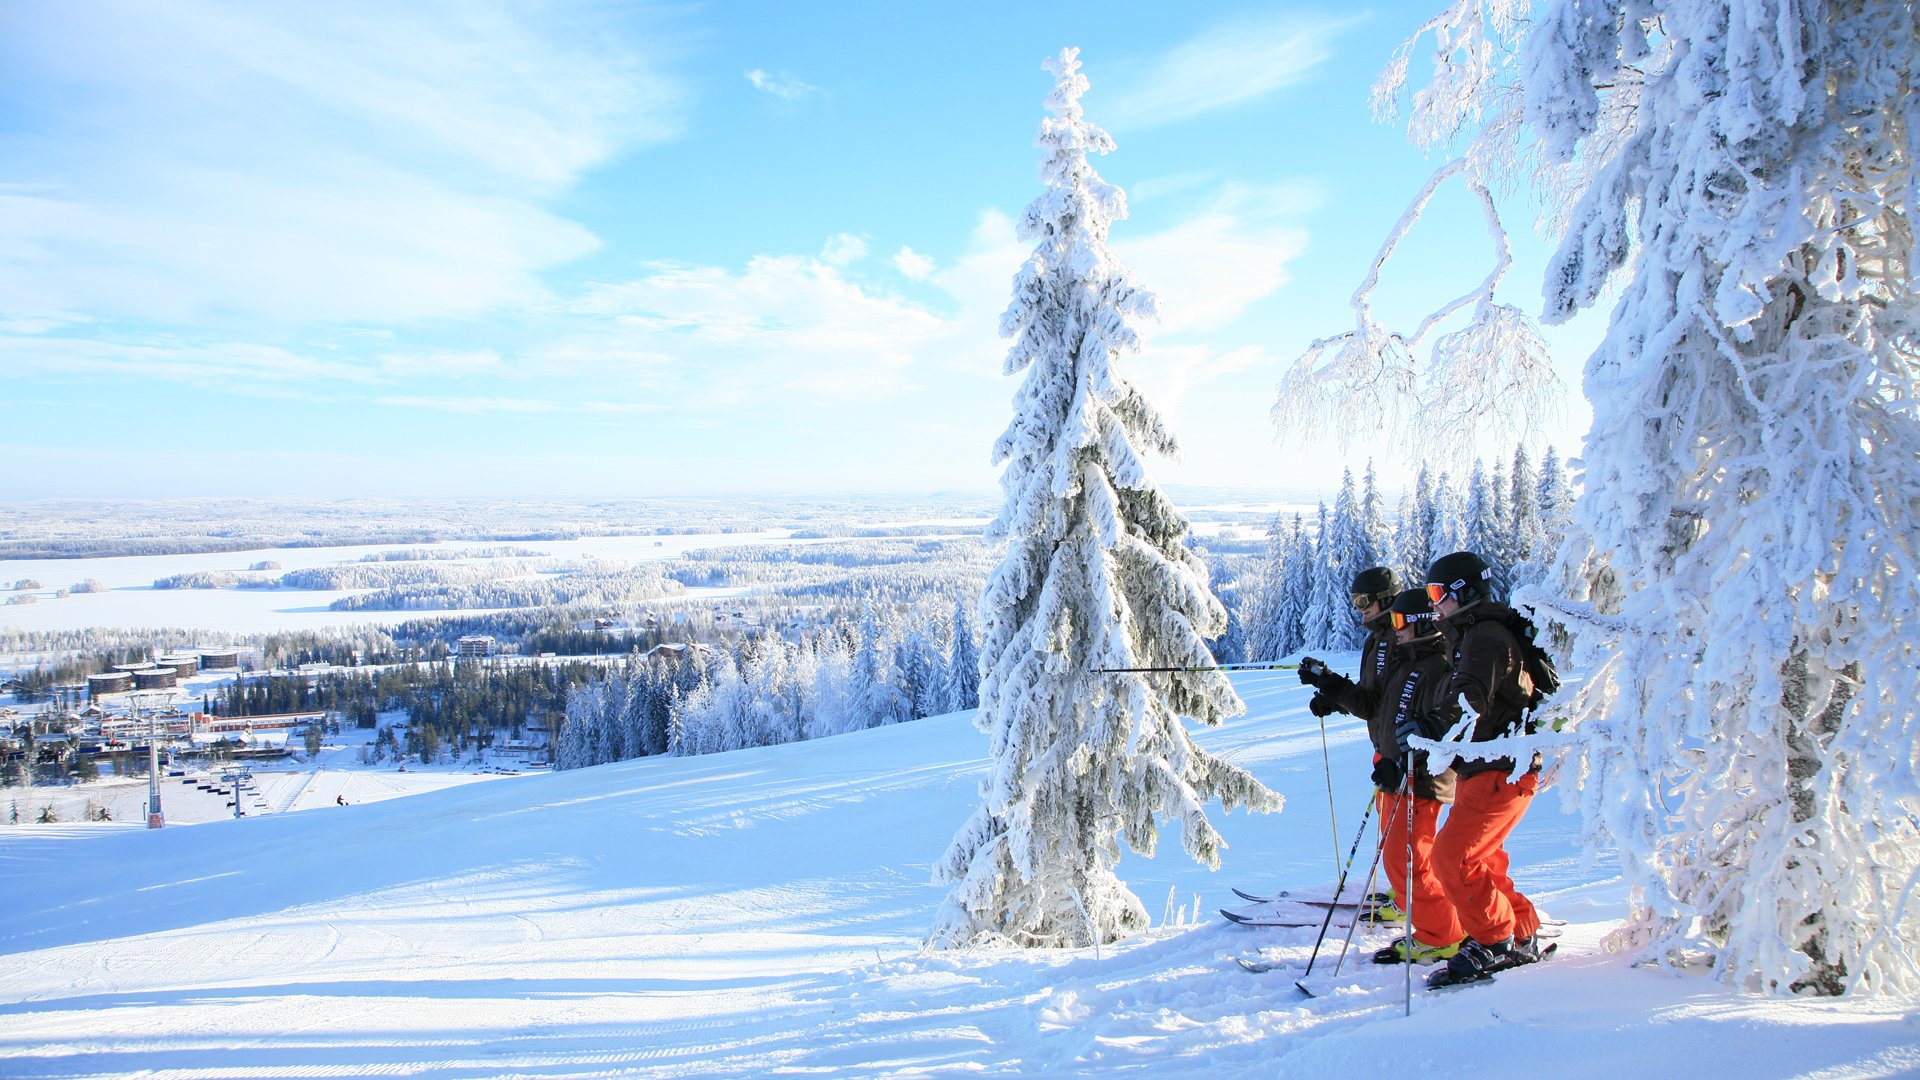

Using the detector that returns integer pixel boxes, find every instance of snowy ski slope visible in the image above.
[1,669,1913,1078]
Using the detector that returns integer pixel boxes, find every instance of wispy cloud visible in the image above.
[1104,13,1360,129]
[893,246,936,280]
[821,233,868,267]
[374,395,660,415]
[745,68,824,104]
[0,334,376,384]
[0,1,689,329]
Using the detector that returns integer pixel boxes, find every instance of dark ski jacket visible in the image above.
[1370,634,1456,803]
[1333,619,1396,719]
[1442,602,1535,778]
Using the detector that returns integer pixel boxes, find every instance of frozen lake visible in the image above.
[0,529,804,636]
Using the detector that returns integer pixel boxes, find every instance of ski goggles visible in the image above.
[1423,582,1456,604]
[1351,593,1386,610]
[1391,610,1438,631]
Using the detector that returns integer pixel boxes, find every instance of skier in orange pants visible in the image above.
[1366,588,1464,964]
[1424,551,1544,984]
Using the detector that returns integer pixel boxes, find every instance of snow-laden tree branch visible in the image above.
[1274,0,1565,453]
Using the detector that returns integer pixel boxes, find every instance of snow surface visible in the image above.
[1,668,1915,1078]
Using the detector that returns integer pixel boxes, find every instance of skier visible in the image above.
[1298,566,1404,921]
[1423,550,1544,986]
[1367,588,1465,964]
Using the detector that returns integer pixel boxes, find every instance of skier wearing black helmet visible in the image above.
[1422,550,1545,987]
[1366,588,1465,964]
[1297,566,1415,928]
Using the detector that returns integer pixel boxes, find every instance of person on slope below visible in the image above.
[1297,565,1408,924]
[1367,588,1465,965]
[1424,550,1544,985]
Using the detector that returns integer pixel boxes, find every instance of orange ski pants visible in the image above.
[1377,790,1463,947]
[1433,769,1540,945]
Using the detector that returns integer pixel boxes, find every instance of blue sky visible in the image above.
[0,1,1599,500]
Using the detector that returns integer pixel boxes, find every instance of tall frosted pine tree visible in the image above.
[931,49,1281,949]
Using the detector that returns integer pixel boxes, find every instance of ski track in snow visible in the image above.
[1,668,1916,1078]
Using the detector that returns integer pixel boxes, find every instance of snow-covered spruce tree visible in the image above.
[1508,444,1542,576]
[1464,459,1512,596]
[931,49,1281,949]
[1240,515,1289,663]
[1298,502,1347,649]
[942,594,981,714]
[1294,0,1920,994]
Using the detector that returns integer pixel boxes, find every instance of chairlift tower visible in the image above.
[130,690,172,829]
[219,765,252,820]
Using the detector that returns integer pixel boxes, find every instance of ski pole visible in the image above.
[1298,790,1385,984]
[1091,661,1301,674]
[1318,709,1340,881]
[1404,756,1416,1016]
[1327,825,1387,979]
[1326,790,1404,980]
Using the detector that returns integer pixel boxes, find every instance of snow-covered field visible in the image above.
[2,669,1913,1078]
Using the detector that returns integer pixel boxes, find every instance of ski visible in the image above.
[1425,942,1559,991]
[1220,904,1393,928]
[1220,895,1395,927]
[1220,908,1332,928]
[1231,886,1393,906]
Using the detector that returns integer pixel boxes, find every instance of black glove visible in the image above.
[1297,656,1330,687]
[1309,690,1338,717]
[1394,711,1421,755]
[1371,756,1404,792]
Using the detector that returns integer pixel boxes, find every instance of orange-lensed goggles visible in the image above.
[1391,610,1435,631]
[1423,582,1449,604]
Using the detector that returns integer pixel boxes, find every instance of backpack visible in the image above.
[1498,608,1561,709]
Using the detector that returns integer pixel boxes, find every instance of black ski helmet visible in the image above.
[1349,566,1397,611]
[1425,550,1495,610]
[1388,588,1444,639]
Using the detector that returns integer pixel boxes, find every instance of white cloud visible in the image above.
[567,250,953,411]
[0,1,687,328]
[375,395,564,414]
[1104,14,1359,129]
[745,69,824,104]
[0,334,375,384]
[1128,171,1219,205]
[0,178,1314,495]
[893,246,936,280]
[1115,190,1312,335]
[821,233,868,267]
[374,349,509,380]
